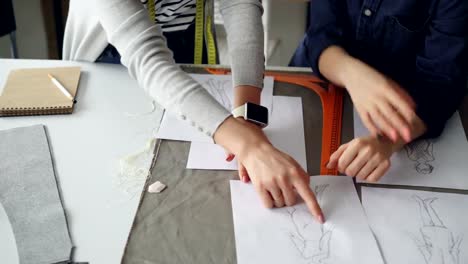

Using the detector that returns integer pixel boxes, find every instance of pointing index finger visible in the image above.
[294,179,325,224]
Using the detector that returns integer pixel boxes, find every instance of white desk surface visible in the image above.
[0,59,164,263]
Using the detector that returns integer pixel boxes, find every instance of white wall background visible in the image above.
[265,0,308,66]
[0,0,48,59]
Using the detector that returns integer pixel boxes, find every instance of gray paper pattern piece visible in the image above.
[0,125,72,264]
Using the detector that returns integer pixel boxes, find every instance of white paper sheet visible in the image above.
[186,96,308,170]
[354,110,468,189]
[155,74,274,142]
[230,176,384,264]
[362,187,468,264]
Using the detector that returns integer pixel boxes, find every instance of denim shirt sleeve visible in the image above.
[409,0,468,138]
[302,0,345,77]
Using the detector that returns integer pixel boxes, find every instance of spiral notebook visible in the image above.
[0,67,81,116]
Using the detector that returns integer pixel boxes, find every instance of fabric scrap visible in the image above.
[147,181,166,193]
[0,125,73,264]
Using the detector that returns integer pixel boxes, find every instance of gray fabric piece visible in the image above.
[0,125,72,264]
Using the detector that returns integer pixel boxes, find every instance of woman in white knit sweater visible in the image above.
[63,0,324,222]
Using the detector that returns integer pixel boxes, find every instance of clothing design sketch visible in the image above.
[405,139,435,174]
[286,184,333,264]
[411,195,463,264]
[203,78,232,110]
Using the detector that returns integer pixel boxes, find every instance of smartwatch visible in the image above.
[232,102,269,128]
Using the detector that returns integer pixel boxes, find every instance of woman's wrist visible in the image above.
[339,56,359,88]
[319,46,360,88]
[214,116,271,157]
[234,85,261,108]
[378,135,404,154]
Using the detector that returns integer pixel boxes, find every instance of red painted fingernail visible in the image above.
[226,154,235,162]
[318,214,325,224]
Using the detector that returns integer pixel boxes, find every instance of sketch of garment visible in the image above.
[203,78,232,110]
[412,195,463,264]
[405,140,435,174]
[287,184,333,264]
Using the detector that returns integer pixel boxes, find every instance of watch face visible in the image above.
[246,102,269,127]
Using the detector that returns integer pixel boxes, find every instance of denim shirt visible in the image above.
[291,0,468,138]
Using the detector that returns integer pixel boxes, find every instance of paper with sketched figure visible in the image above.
[354,110,468,190]
[155,74,274,142]
[362,187,468,264]
[186,96,308,171]
[230,176,384,264]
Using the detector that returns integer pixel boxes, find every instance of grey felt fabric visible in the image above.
[0,125,72,264]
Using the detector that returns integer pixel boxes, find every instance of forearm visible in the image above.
[221,0,265,88]
[95,0,230,136]
[318,46,354,87]
[220,0,264,109]
[234,85,261,108]
[318,45,380,91]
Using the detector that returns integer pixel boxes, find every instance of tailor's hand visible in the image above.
[225,152,250,183]
[327,136,397,182]
[344,59,416,142]
[215,117,325,223]
[226,84,262,183]
[318,46,417,143]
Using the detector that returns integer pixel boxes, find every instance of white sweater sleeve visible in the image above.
[220,0,265,88]
[94,0,265,137]
[95,0,230,137]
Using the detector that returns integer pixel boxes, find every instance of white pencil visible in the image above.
[47,73,74,100]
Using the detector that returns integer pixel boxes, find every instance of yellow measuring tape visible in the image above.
[194,0,205,64]
[204,12,217,65]
[147,0,217,65]
[194,0,217,65]
[147,0,156,22]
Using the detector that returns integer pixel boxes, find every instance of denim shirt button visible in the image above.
[364,9,372,17]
